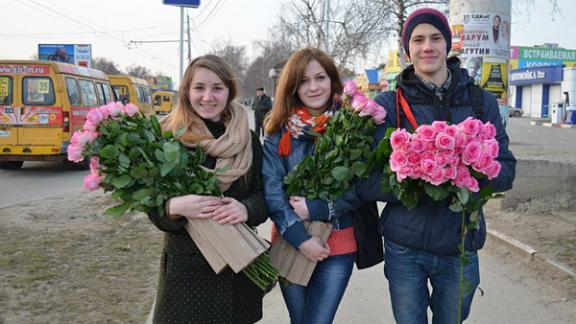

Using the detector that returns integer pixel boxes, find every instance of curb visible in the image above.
[530,121,576,128]
[486,229,576,279]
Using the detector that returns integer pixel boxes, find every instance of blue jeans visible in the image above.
[280,253,355,324]
[384,240,480,324]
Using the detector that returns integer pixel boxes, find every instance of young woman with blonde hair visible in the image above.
[148,55,268,324]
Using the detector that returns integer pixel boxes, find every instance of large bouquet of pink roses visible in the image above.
[374,117,502,322]
[375,117,501,214]
[67,102,277,291]
[285,80,386,202]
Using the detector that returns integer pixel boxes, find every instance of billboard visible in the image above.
[481,57,508,101]
[38,44,92,67]
[451,12,510,60]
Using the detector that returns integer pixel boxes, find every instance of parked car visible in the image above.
[509,107,523,117]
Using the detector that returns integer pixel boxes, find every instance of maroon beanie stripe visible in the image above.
[402,8,452,58]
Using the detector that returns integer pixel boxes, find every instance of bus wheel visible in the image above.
[0,161,24,169]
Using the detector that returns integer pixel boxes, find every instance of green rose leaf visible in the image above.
[163,142,181,162]
[424,183,450,201]
[331,166,351,182]
[112,175,133,189]
[100,145,120,159]
[104,202,131,218]
[160,162,176,177]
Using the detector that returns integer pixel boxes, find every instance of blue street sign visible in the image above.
[163,0,200,8]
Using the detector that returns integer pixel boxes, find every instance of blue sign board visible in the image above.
[365,69,379,84]
[163,0,200,7]
[509,66,563,86]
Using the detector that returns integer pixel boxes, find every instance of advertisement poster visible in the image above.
[450,24,464,53]
[462,56,483,85]
[481,57,508,102]
[38,44,92,67]
[19,107,63,126]
[457,13,510,59]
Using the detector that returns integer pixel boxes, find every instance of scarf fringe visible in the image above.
[278,130,292,157]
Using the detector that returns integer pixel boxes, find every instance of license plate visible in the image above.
[0,130,10,137]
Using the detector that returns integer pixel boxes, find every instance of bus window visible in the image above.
[98,83,113,104]
[145,87,153,104]
[113,85,129,104]
[137,86,147,104]
[78,79,98,107]
[23,77,55,106]
[153,94,161,106]
[0,76,13,105]
[65,77,81,106]
[95,82,106,105]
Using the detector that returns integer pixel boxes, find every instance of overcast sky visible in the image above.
[1,0,575,85]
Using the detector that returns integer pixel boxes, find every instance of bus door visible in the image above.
[19,71,63,148]
[0,65,18,147]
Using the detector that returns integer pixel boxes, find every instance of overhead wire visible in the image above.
[17,0,177,68]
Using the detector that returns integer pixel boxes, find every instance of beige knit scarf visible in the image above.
[163,102,252,192]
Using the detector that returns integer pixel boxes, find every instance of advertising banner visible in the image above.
[38,44,92,67]
[481,57,508,102]
[455,13,510,60]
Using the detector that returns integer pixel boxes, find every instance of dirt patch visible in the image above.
[485,191,576,272]
[0,191,163,323]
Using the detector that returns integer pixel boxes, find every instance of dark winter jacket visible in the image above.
[336,58,516,255]
[147,119,268,324]
[253,94,272,117]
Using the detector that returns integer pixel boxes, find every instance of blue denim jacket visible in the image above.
[262,130,354,248]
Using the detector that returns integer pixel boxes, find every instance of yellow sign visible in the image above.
[385,50,402,74]
[0,77,9,98]
[481,61,507,101]
[37,79,50,94]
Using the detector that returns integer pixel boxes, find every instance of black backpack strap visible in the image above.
[468,84,484,119]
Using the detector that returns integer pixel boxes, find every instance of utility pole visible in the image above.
[187,11,192,63]
[325,0,330,54]
[450,0,511,107]
[179,7,184,81]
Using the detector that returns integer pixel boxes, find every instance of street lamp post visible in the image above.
[268,68,279,97]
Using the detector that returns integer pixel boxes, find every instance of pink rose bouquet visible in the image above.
[285,80,386,201]
[374,117,502,321]
[66,101,277,291]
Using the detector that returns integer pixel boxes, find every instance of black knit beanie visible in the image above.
[402,8,452,58]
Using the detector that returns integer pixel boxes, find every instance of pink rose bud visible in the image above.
[390,129,412,151]
[351,94,368,112]
[460,117,482,137]
[89,156,100,175]
[123,103,140,117]
[67,144,84,162]
[83,174,103,191]
[359,100,379,117]
[432,121,448,133]
[485,161,502,179]
[86,108,105,126]
[462,141,482,165]
[107,102,124,117]
[343,80,357,96]
[371,106,387,125]
[482,122,497,139]
[415,125,436,142]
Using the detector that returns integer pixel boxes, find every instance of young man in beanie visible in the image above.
[299,7,517,324]
[252,87,272,137]
[372,8,515,323]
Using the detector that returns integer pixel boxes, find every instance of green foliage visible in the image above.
[90,113,221,218]
[284,108,377,201]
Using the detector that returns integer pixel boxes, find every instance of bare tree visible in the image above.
[92,57,121,75]
[208,39,249,84]
[125,65,152,79]
[278,0,393,68]
[243,33,296,101]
